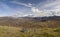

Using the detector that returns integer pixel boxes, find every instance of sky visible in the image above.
[0,0,60,17]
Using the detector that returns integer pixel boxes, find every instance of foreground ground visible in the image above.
[0,17,60,37]
[0,26,60,37]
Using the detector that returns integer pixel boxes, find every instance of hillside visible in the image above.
[0,16,60,28]
[0,16,60,37]
[0,26,60,37]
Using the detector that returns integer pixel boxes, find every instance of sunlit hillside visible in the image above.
[0,17,60,37]
[0,26,60,37]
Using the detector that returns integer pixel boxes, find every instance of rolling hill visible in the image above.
[0,16,60,28]
[0,16,60,37]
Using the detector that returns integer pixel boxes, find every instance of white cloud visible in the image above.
[10,1,35,17]
[31,7,53,17]
[11,1,33,8]
[46,0,60,16]
[36,0,60,16]
[10,1,53,17]
[0,1,31,17]
[0,0,60,17]
[10,1,41,16]
[10,0,60,17]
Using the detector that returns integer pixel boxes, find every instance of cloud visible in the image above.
[10,1,35,17]
[10,1,33,8]
[10,1,53,17]
[31,7,53,17]
[10,10,25,17]
[45,0,60,16]
[36,0,60,16]
[10,0,60,17]
[0,1,30,17]
[10,10,34,17]
[38,0,60,11]
[10,1,41,16]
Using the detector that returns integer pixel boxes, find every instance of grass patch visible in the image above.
[0,26,60,37]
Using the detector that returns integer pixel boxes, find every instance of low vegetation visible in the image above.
[0,26,60,37]
[0,17,60,37]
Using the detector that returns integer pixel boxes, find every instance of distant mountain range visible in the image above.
[0,16,60,21]
[0,16,60,28]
